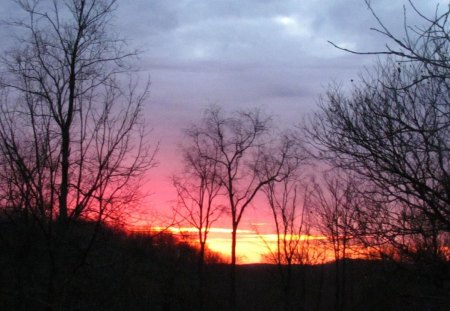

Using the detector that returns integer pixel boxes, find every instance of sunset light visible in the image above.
[205,230,328,264]
[137,226,329,264]
[1,1,448,310]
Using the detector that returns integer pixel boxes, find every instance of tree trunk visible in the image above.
[230,225,237,311]
[197,241,206,311]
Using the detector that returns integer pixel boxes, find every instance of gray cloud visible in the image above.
[1,0,443,213]
[119,0,441,211]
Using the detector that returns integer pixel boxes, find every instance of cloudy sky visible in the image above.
[114,0,442,225]
[0,0,444,229]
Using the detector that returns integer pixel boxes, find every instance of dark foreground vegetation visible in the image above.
[1,217,449,311]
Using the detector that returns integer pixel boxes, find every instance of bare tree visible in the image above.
[311,171,360,311]
[259,133,310,311]
[173,134,224,268]
[308,0,450,287]
[264,180,312,311]
[0,1,156,309]
[330,0,450,82]
[188,106,292,309]
[172,126,224,310]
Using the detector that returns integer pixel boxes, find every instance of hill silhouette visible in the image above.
[1,215,449,310]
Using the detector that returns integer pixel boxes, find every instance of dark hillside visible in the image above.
[1,216,449,310]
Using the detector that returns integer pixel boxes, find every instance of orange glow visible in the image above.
[204,231,329,264]
[131,225,331,264]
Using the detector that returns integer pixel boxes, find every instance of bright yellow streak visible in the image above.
[150,226,253,234]
[201,229,327,264]
[131,225,331,264]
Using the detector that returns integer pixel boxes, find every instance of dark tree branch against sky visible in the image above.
[0,1,156,309]
[0,0,430,222]
[307,0,450,289]
[0,0,445,259]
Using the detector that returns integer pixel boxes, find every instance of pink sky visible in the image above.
[112,0,440,235]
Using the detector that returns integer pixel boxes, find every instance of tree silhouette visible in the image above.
[187,106,294,309]
[259,132,308,311]
[173,124,225,310]
[0,1,156,309]
[311,171,360,311]
[309,0,450,287]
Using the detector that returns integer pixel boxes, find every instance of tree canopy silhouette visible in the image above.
[0,1,156,309]
[308,0,450,285]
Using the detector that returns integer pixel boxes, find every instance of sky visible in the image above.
[110,0,440,218]
[114,0,441,262]
[0,0,444,262]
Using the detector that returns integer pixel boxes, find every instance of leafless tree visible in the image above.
[311,171,360,311]
[258,133,310,311]
[264,180,312,311]
[172,126,225,310]
[0,1,156,309]
[173,137,224,267]
[188,106,292,309]
[330,0,450,83]
[308,0,450,289]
